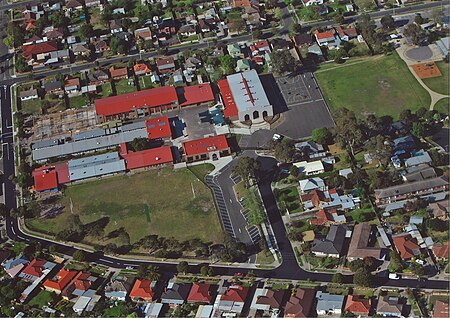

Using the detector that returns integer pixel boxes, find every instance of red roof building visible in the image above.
[94,86,178,123]
[182,135,231,162]
[177,84,215,107]
[344,295,371,316]
[310,209,334,226]
[432,242,449,259]
[218,79,238,118]
[221,285,249,303]
[314,29,336,40]
[134,63,152,76]
[109,66,128,79]
[43,268,78,294]
[284,288,316,318]
[392,233,421,260]
[19,259,47,280]
[434,300,449,318]
[33,167,59,192]
[146,116,172,140]
[187,283,213,304]
[22,41,58,60]
[130,279,155,302]
[123,146,173,170]
[62,272,95,299]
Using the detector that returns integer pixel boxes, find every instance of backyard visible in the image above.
[316,53,431,119]
[27,165,223,244]
[423,61,449,96]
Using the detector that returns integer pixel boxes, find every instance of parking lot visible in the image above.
[273,72,335,139]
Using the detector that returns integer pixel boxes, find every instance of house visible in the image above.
[185,56,202,72]
[43,268,78,294]
[335,26,358,41]
[65,0,84,11]
[172,68,184,85]
[20,88,38,101]
[299,177,326,193]
[182,135,231,163]
[302,0,323,6]
[199,19,212,33]
[109,19,123,33]
[161,281,192,307]
[316,291,345,315]
[314,29,341,49]
[134,27,153,41]
[92,38,110,53]
[44,27,64,41]
[374,177,449,205]
[433,300,449,318]
[105,276,135,301]
[134,63,152,76]
[85,0,101,7]
[3,255,29,278]
[109,66,128,80]
[376,296,403,317]
[293,160,325,176]
[235,58,252,72]
[72,295,95,315]
[344,295,371,316]
[392,233,421,260]
[435,36,449,58]
[311,224,347,257]
[88,69,109,85]
[187,283,215,304]
[62,271,97,299]
[293,33,314,47]
[156,57,176,74]
[179,24,197,36]
[227,43,243,58]
[249,40,271,57]
[157,18,178,37]
[432,242,449,260]
[347,223,382,260]
[250,288,285,315]
[308,43,324,58]
[71,43,90,56]
[19,259,56,282]
[22,41,58,66]
[404,149,432,167]
[45,49,70,65]
[217,285,249,315]
[428,201,449,220]
[284,288,315,318]
[309,208,345,226]
[393,135,416,153]
[295,141,326,160]
[64,77,81,94]
[130,279,156,302]
[301,190,329,210]
[402,164,436,182]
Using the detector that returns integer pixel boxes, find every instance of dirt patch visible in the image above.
[412,62,442,79]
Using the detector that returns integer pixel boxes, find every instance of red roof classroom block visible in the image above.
[182,135,229,156]
[187,283,213,303]
[43,268,78,293]
[146,116,172,139]
[122,146,173,170]
[177,83,215,107]
[218,79,238,118]
[95,86,178,117]
[130,279,155,302]
[33,167,59,192]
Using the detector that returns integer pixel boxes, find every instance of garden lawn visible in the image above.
[434,98,449,115]
[69,95,87,109]
[138,76,158,90]
[114,78,137,95]
[28,290,54,307]
[315,53,431,119]
[423,61,449,95]
[20,99,42,115]
[27,166,222,244]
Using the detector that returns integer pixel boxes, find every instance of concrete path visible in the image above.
[396,40,449,110]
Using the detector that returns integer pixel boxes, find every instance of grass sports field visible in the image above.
[28,165,222,244]
[423,61,450,96]
[315,52,431,119]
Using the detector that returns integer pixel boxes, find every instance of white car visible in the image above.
[272,134,282,141]
[389,273,401,280]
[415,259,425,265]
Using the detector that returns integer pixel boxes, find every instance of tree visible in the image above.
[273,140,295,163]
[232,156,260,188]
[333,13,345,25]
[388,250,404,273]
[79,23,94,40]
[415,107,428,118]
[274,7,283,20]
[0,203,9,218]
[73,250,87,262]
[270,50,295,75]
[219,55,235,75]
[333,108,364,155]
[311,127,331,145]
[252,29,263,39]
[15,55,30,73]
[404,23,423,45]
[228,19,246,34]
[380,14,395,30]
[265,0,278,9]
[332,273,344,283]
[430,8,444,24]
[366,135,392,167]
[200,265,214,276]
[129,138,149,151]
[411,122,425,138]
[290,23,302,34]
[414,14,424,25]
[3,35,14,49]
[177,261,189,273]
[411,262,425,277]
[67,214,83,233]
[290,165,299,178]
[353,268,372,287]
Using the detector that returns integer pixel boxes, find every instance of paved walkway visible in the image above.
[396,41,449,110]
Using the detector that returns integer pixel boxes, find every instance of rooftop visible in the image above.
[182,135,229,156]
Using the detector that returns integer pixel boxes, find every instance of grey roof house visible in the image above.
[311,224,347,258]
[105,277,135,301]
[161,281,192,306]
[376,296,403,317]
[316,291,345,315]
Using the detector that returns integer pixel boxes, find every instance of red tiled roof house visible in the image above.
[130,279,156,302]
[182,135,231,163]
[344,295,371,316]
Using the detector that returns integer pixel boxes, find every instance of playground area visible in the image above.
[26,165,222,245]
[411,62,442,79]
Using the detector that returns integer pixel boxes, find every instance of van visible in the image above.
[389,273,400,280]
